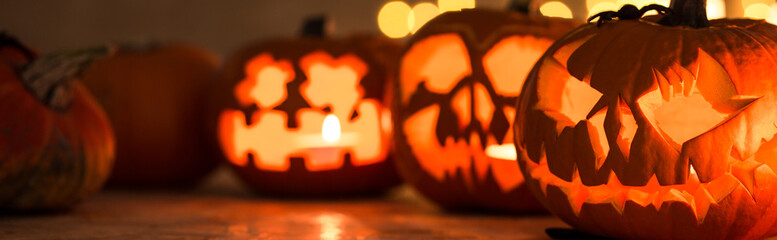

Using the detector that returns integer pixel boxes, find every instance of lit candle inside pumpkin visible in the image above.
[485,143,517,161]
[299,114,359,148]
[219,52,386,172]
[296,114,361,169]
[322,114,341,142]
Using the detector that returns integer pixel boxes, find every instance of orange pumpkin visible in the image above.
[81,43,220,187]
[393,9,577,212]
[0,34,114,211]
[213,21,400,196]
[516,0,777,238]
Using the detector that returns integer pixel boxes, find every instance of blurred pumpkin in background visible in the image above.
[516,0,777,238]
[81,43,220,188]
[0,33,114,211]
[212,18,401,196]
[393,8,578,212]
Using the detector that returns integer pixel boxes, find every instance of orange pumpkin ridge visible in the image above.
[81,42,221,188]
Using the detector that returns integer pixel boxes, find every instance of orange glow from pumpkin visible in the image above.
[404,106,524,192]
[637,51,758,147]
[535,56,603,133]
[400,33,471,104]
[234,54,294,108]
[218,52,388,172]
[399,33,557,192]
[316,213,344,240]
[484,35,554,96]
[485,143,517,160]
[522,44,774,221]
[524,154,754,220]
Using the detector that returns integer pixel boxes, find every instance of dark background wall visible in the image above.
[0,0,510,57]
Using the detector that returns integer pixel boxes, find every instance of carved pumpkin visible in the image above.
[394,9,577,212]
[0,34,114,211]
[81,43,220,187]
[214,23,400,196]
[516,1,777,239]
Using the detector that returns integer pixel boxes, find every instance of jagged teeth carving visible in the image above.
[705,173,741,203]
[529,158,777,222]
[562,183,589,217]
[693,187,715,224]
[526,128,777,223]
[731,159,762,200]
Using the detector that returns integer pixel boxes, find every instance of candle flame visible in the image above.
[322,114,341,142]
[485,143,517,161]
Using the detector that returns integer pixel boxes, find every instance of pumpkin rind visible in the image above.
[516,16,777,239]
[394,9,578,212]
[0,36,114,211]
[81,44,220,187]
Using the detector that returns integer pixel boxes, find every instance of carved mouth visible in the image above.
[523,151,777,223]
[220,101,386,172]
[404,105,523,192]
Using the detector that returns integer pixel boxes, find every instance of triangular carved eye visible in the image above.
[400,34,471,104]
[484,35,553,97]
[637,50,759,147]
[534,56,603,133]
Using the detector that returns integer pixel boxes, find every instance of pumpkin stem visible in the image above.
[658,0,710,28]
[0,32,36,63]
[508,0,531,14]
[21,46,114,111]
[300,15,333,38]
[117,40,161,53]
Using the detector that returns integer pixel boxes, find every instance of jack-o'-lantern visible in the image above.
[81,43,220,188]
[394,9,578,212]
[213,19,400,196]
[0,33,114,211]
[516,0,777,238]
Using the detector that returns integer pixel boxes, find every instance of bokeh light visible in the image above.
[409,3,441,33]
[706,0,726,19]
[539,1,574,19]
[768,4,777,25]
[378,1,412,38]
[744,3,772,19]
[614,0,670,9]
[588,1,618,18]
[438,0,475,13]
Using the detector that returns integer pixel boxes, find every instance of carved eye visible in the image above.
[484,35,554,97]
[234,54,294,109]
[399,34,471,104]
[300,51,367,121]
[637,50,758,147]
[219,51,386,172]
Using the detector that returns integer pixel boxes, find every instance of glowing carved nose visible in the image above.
[322,114,341,142]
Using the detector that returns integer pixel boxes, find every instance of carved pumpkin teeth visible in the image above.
[525,151,777,221]
[731,159,765,200]
[693,186,715,224]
